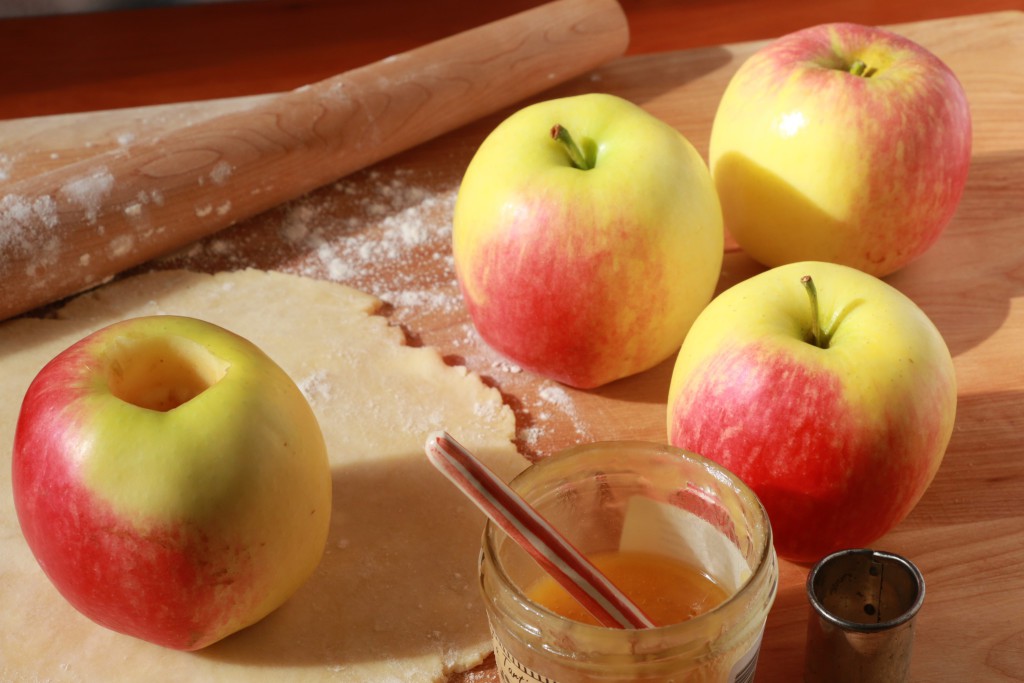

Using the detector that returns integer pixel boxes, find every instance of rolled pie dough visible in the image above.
[0,268,524,682]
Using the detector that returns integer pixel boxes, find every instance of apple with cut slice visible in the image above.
[667,261,957,562]
[12,315,331,650]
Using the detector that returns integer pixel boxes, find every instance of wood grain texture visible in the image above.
[1,5,1022,682]
[0,0,628,322]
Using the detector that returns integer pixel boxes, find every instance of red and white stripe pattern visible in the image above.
[425,431,655,630]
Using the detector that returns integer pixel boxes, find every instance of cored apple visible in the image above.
[12,315,332,650]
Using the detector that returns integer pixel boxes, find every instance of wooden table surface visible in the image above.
[2,1,1023,682]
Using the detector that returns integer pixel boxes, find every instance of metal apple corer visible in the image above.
[804,548,926,683]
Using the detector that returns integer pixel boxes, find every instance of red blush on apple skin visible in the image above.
[460,197,667,389]
[668,340,923,562]
[12,347,257,651]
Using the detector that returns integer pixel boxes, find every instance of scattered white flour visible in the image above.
[35,196,59,228]
[209,161,233,185]
[276,168,463,318]
[537,384,589,438]
[59,166,115,224]
[492,360,522,374]
[151,165,588,459]
[108,234,135,259]
[208,239,233,256]
[297,369,333,404]
[0,194,60,262]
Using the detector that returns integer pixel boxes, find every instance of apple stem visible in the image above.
[801,275,829,349]
[551,124,592,170]
[849,59,878,78]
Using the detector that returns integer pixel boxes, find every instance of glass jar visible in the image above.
[479,441,778,682]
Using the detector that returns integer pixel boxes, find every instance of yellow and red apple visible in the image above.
[709,23,972,277]
[12,315,331,650]
[666,261,956,562]
[453,93,724,389]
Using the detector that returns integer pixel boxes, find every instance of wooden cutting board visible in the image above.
[2,10,1023,682]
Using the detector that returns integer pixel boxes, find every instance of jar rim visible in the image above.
[481,440,778,637]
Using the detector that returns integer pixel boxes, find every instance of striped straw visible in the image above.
[425,431,655,630]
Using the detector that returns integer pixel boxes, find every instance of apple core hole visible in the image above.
[105,335,230,412]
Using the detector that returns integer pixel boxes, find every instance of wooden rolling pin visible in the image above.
[0,0,629,321]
